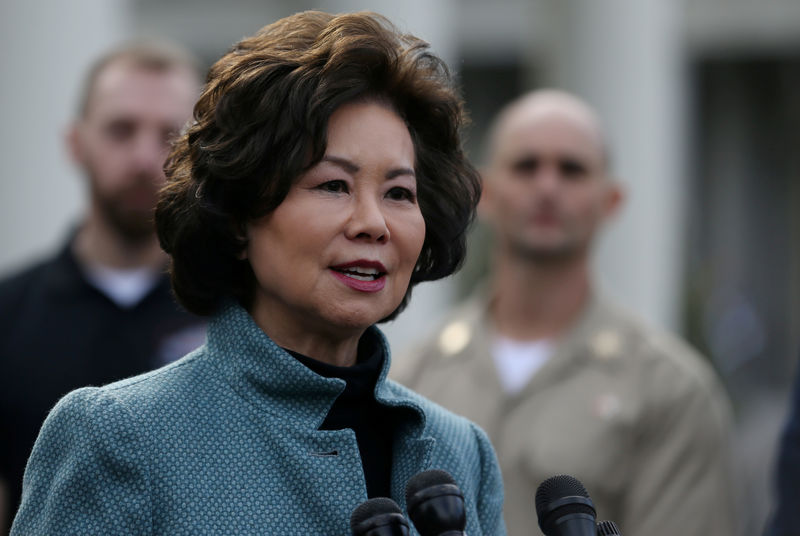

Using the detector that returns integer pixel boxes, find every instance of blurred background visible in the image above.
[1,0,798,533]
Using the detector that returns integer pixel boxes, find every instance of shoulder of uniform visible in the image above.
[433,300,483,356]
[593,299,723,392]
[389,296,484,383]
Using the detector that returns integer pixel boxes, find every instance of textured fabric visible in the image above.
[392,288,736,536]
[12,302,506,535]
[0,237,205,529]
[289,333,398,499]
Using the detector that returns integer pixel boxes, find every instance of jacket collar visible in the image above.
[206,303,437,496]
[205,302,414,430]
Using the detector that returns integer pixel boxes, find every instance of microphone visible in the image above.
[350,497,411,536]
[596,520,622,535]
[535,475,597,536]
[405,469,467,535]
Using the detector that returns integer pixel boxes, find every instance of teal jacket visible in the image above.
[12,303,506,535]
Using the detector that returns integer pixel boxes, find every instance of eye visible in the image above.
[559,159,588,179]
[317,180,349,194]
[386,186,416,202]
[105,120,135,142]
[511,157,538,175]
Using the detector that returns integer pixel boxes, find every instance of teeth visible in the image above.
[346,273,375,281]
[351,267,378,275]
[336,266,381,281]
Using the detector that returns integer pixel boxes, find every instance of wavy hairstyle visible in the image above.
[156,11,480,319]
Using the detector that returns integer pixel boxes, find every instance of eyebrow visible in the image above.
[322,155,415,180]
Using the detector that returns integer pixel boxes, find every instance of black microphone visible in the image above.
[596,520,622,535]
[405,469,467,535]
[350,497,411,536]
[535,475,597,536]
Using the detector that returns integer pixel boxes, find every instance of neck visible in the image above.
[489,248,592,341]
[283,336,361,368]
[73,210,166,271]
[250,306,363,368]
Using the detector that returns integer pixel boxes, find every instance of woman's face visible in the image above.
[245,100,426,343]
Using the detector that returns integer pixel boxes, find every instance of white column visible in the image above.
[0,0,131,274]
[545,0,687,330]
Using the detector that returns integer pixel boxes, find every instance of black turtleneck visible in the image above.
[285,329,399,498]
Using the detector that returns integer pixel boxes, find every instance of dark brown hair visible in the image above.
[156,11,480,319]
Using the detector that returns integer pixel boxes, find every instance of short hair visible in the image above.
[484,89,613,173]
[156,11,481,319]
[77,40,202,117]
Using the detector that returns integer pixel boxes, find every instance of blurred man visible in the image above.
[393,90,736,536]
[0,42,205,532]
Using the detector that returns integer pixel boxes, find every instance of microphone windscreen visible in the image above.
[535,474,589,509]
[535,474,596,534]
[405,469,457,506]
[597,520,622,535]
[351,497,403,527]
[404,469,466,535]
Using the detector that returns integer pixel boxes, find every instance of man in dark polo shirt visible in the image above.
[0,42,205,532]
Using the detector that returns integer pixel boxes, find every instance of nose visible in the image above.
[131,130,169,177]
[533,165,561,194]
[345,194,389,243]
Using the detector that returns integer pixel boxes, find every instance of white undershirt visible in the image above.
[491,335,554,395]
[83,264,160,308]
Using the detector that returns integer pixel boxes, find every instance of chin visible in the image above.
[511,239,577,261]
[328,302,397,331]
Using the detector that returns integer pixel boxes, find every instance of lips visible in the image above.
[330,260,387,292]
[532,213,559,225]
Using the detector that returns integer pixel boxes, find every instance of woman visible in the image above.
[12,11,505,535]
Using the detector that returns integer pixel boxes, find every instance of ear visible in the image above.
[236,223,249,260]
[66,121,85,166]
[601,177,624,220]
[476,167,493,222]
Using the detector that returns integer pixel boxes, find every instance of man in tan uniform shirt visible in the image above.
[392,90,736,536]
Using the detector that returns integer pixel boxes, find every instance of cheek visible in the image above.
[492,193,529,226]
[246,244,274,282]
[246,225,283,276]
[495,181,530,210]
[563,202,605,238]
[569,191,604,220]
[406,212,427,262]
[389,209,426,273]
[87,150,128,183]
